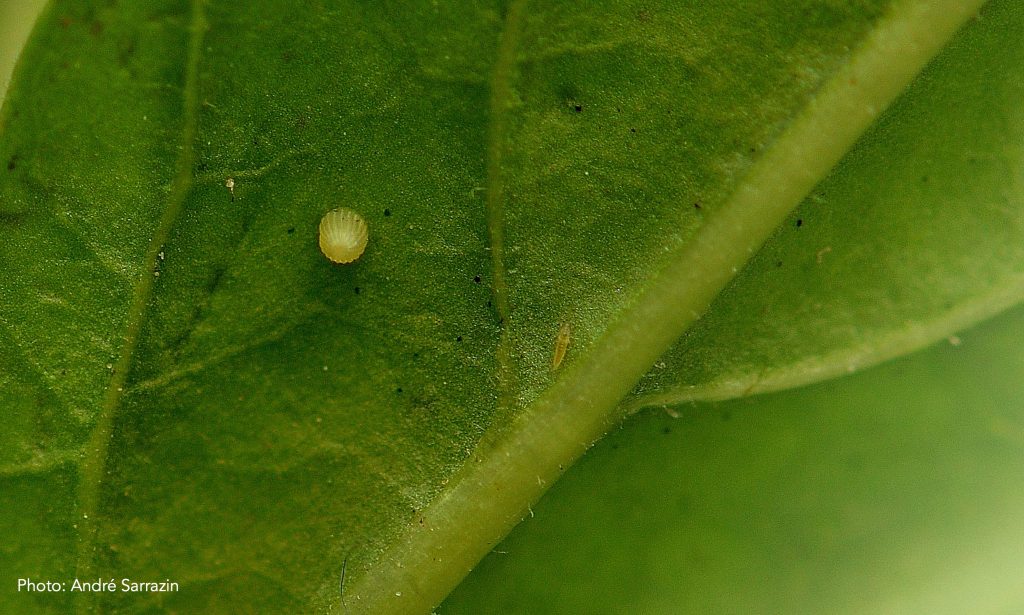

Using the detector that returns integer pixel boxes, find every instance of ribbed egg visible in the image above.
[318,208,368,264]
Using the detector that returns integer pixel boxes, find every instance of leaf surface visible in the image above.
[0,1,1016,613]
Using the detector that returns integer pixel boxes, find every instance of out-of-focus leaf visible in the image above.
[444,304,1024,615]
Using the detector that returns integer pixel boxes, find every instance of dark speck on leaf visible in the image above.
[384,208,391,217]
[396,387,403,394]
[473,275,481,284]
[574,104,583,113]
[456,336,463,342]
[6,158,15,171]
[776,261,783,267]
[629,127,636,133]
[693,201,702,210]
[287,227,295,234]
[662,426,671,435]
[197,162,208,172]
[486,300,492,308]
[354,287,361,295]
[796,218,803,227]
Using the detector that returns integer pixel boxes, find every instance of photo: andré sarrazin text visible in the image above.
[18,578,179,593]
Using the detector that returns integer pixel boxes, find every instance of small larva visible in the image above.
[551,322,571,370]
[319,208,369,264]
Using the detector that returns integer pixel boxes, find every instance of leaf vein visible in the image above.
[72,0,209,607]
[486,0,527,419]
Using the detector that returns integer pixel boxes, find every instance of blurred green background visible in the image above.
[0,0,47,101]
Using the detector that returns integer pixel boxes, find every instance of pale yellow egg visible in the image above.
[318,208,368,264]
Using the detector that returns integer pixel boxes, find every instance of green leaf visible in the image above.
[443,302,1024,614]
[627,0,1024,408]
[0,1,1018,614]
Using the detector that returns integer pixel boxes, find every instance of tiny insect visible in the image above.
[225,177,235,201]
[551,322,571,370]
[319,208,369,264]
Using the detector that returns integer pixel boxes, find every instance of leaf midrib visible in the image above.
[343,1,990,613]
[73,0,208,607]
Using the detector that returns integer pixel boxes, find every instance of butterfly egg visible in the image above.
[319,208,369,264]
